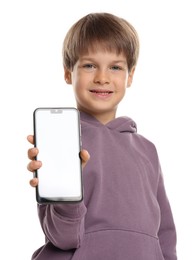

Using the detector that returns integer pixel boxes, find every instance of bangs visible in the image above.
[77,39,125,56]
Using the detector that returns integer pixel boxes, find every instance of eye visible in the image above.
[111,65,122,71]
[82,63,96,70]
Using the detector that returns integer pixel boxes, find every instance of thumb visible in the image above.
[80,149,90,169]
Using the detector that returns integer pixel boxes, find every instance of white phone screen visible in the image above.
[33,107,82,203]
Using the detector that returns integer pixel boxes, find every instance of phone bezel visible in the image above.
[33,107,83,204]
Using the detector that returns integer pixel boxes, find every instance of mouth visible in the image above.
[89,89,113,97]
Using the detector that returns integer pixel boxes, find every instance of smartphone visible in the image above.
[33,107,83,204]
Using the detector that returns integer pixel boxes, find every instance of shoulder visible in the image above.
[132,132,160,167]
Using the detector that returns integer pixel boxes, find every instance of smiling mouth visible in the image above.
[89,89,113,98]
[89,90,113,94]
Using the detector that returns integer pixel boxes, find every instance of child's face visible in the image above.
[65,50,135,122]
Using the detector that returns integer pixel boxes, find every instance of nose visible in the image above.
[93,69,110,85]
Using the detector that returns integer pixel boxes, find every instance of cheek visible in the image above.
[72,72,88,87]
[73,80,86,99]
[116,78,129,92]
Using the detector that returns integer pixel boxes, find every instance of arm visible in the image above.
[37,202,87,250]
[27,135,90,250]
[157,171,177,260]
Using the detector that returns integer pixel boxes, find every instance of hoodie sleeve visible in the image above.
[157,171,177,260]
[37,202,87,250]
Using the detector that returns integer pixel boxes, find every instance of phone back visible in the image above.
[33,107,82,204]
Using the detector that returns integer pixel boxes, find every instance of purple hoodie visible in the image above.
[32,112,177,260]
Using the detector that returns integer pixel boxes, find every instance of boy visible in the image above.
[27,12,177,259]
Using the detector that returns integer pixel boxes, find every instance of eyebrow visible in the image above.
[80,57,127,64]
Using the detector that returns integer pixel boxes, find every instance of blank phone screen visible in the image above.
[33,107,82,203]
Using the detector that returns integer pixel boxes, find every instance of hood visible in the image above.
[80,111,137,134]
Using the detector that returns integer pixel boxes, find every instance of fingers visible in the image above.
[27,146,42,172]
[29,178,38,187]
[80,149,90,169]
[27,158,41,187]
[27,160,42,172]
[27,135,41,187]
[27,135,34,145]
[28,147,38,160]
[27,157,41,188]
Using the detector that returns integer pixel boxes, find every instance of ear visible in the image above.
[127,67,135,88]
[64,67,72,84]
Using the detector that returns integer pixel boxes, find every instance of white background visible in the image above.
[0,0,195,259]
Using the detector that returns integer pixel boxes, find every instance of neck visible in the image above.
[79,108,117,125]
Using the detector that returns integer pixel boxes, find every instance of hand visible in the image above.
[27,135,41,187]
[27,135,90,187]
